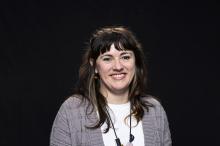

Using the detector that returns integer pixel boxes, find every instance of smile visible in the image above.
[111,73,126,80]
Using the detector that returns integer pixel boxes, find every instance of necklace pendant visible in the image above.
[126,142,133,146]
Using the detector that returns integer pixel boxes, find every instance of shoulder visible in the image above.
[63,95,83,106]
[57,94,87,116]
[145,96,160,105]
[141,95,161,107]
[141,95,167,117]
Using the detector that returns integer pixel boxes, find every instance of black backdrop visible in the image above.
[1,0,219,146]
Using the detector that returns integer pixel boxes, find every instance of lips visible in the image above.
[111,73,126,80]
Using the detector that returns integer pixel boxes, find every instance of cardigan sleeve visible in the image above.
[161,105,172,146]
[148,97,172,146]
[50,98,81,146]
[50,101,72,146]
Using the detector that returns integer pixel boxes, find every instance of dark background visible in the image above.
[1,0,219,146]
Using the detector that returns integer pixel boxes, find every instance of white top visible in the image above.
[101,102,145,146]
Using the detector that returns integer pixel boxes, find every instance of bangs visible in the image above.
[99,41,125,54]
[91,32,135,59]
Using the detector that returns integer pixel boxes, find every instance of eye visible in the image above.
[102,57,111,61]
[122,55,131,60]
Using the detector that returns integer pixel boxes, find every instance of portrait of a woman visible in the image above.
[50,26,172,146]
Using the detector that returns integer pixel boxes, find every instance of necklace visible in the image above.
[105,102,135,146]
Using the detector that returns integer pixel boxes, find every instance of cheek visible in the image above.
[128,64,136,79]
[127,62,136,72]
[96,64,110,76]
[130,68,136,78]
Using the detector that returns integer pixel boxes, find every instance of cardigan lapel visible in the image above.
[84,109,105,146]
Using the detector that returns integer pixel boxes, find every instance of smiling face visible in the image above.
[95,44,136,97]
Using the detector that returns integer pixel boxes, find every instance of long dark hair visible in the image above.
[73,26,153,132]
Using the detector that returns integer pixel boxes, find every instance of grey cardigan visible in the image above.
[50,96,172,146]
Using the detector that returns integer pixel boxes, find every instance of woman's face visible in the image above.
[95,44,136,96]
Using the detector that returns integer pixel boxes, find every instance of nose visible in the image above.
[113,59,123,71]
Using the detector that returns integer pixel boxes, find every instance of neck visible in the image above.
[100,89,129,104]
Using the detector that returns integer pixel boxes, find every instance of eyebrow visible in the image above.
[100,54,112,59]
[99,51,133,59]
[120,52,132,56]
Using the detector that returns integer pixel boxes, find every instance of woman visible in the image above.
[50,26,172,146]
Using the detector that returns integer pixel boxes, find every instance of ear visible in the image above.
[95,68,98,73]
[90,59,98,73]
[89,58,94,66]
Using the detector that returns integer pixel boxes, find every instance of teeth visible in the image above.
[112,74,125,79]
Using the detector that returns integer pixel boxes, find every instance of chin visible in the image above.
[111,86,129,93]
